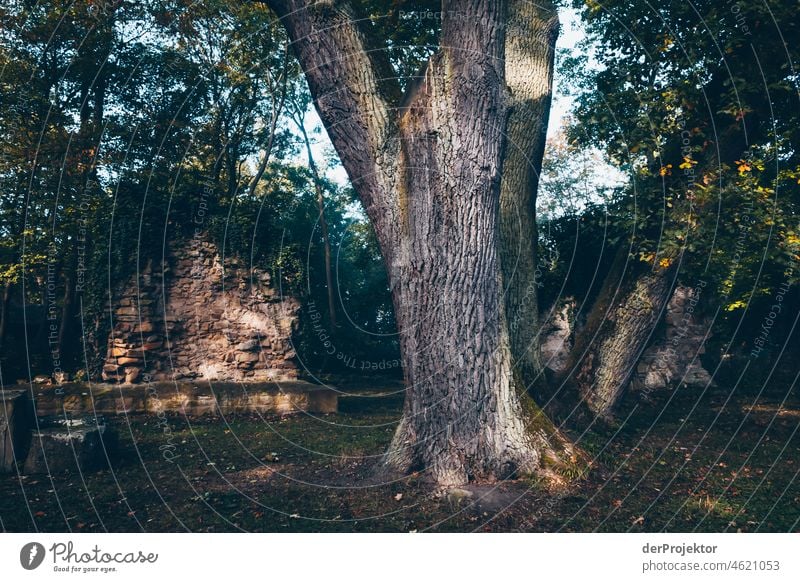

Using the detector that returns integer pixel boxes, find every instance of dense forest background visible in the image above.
[1,0,798,398]
[0,0,401,382]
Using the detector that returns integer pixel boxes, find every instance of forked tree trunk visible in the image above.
[267,0,575,486]
[566,249,676,419]
[384,33,552,485]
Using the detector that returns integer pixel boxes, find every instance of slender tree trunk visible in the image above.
[57,266,75,363]
[58,42,106,366]
[0,281,12,352]
[565,249,676,418]
[56,76,91,368]
[247,48,290,198]
[268,0,576,486]
[315,185,336,329]
[499,0,559,395]
[296,119,337,329]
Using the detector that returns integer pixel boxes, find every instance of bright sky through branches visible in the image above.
[301,9,600,192]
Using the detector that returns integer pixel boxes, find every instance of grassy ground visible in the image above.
[1,382,798,532]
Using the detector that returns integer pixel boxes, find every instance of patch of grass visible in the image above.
[0,385,797,532]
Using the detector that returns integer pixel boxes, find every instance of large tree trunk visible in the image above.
[566,249,677,419]
[499,0,559,394]
[268,0,575,487]
[384,22,554,485]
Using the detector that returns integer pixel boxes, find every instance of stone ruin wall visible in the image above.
[540,299,575,375]
[102,236,299,384]
[629,285,713,393]
[540,286,713,391]
[102,236,712,391]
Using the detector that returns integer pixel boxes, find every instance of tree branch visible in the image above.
[263,0,402,246]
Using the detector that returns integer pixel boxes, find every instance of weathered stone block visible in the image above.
[307,390,338,414]
[23,420,118,474]
[235,339,259,351]
[1,390,34,473]
[101,370,121,382]
[124,367,142,384]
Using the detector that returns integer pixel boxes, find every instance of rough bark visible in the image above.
[566,249,676,419]
[268,0,575,486]
[499,0,559,394]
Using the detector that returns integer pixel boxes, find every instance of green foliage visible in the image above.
[0,0,398,379]
[351,0,440,87]
[559,0,800,356]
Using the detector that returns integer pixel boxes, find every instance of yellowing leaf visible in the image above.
[735,159,752,175]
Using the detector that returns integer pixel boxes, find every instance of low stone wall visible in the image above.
[30,381,338,418]
[2,382,337,475]
[103,236,299,384]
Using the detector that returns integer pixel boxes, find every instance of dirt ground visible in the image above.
[1,381,798,532]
